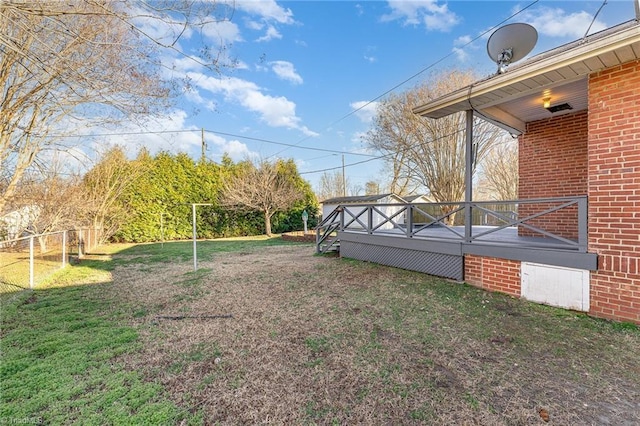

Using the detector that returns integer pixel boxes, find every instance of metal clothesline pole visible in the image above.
[192,203,213,271]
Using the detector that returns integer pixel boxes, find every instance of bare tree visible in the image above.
[223,160,305,236]
[365,181,381,195]
[18,174,81,236]
[364,70,507,222]
[317,171,349,201]
[478,137,519,200]
[13,171,81,251]
[0,1,232,213]
[81,146,149,243]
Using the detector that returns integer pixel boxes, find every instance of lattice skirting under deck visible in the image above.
[340,240,463,281]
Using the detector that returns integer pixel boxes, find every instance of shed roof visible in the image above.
[321,193,404,204]
[412,19,640,134]
[402,194,430,202]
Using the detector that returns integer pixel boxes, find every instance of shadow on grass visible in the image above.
[2,235,638,425]
[1,236,307,425]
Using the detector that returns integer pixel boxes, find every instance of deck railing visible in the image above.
[316,196,587,253]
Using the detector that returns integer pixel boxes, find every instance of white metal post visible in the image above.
[78,229,84,258]
[62,231,67,268]
[29,236,34,289]
[193,203,197,271]
[192,203,213,272]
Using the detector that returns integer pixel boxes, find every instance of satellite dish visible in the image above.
[487,23,537,74]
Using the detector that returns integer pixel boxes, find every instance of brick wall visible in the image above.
[588,60,640,323]
[518,111,588,239]
[464,255,521,297]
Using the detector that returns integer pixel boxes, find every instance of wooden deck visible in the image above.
[316,198,597,275]
[346,225,579,251]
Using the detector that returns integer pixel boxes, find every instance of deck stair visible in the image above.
[315,208,342,254]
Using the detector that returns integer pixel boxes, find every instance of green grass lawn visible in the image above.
[1,236,639,424]
[1,236,299,425]
[1,266,192,425]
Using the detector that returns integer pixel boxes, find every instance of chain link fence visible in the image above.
[0,228,102,295]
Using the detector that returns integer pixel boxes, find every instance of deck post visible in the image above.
[464,109,474,243]
[578,196,588,252]
[406,204,413,238]
[29,235,35,289]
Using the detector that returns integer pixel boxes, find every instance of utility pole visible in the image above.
[201,128,206,162]
[342,154,346,197]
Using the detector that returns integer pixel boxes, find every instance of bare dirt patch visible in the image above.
[106,244,640,425]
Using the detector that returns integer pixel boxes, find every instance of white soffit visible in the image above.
[413,20,640,131]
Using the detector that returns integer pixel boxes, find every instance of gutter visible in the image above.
[413,20,640,118]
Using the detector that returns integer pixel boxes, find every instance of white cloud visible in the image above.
[350,101,379,123]
[234,60,250,70]
[171,55,207,73]
[256,25,282,42]
[201,20,243,44]
[452,35,473,62]
[351,131,368,144]
[349,142,376,155]
[75,110,261,163]
[382,0,460,32]
[270,61,303,84]
[39,113,200,170]
[294,157,308,170]
[517,7,606,38]
[232,1,296,43]
[454,35,472,47]
[245,19,264,31]
[35,145,92,175]
[452,47,468,62]
[187,73,318,136]
[364,45,378,63]
[118,111,201,156]
[207,133,256,161]
[62,111,199,165]
[235,0,295,24]
[128,6,194,47]
[183,89,216,112]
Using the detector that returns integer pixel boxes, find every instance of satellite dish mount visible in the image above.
[487,23,537,74]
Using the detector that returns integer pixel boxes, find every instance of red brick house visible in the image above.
[317,19,640,324]
[414,19,640,324]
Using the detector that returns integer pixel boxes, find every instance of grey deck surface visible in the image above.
[342,225,579,250]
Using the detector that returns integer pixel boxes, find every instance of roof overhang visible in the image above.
[413,20,640,135]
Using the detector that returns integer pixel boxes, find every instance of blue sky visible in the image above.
[88,0,635,194]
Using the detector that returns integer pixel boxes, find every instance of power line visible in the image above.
[37,128,379,158]
[203,129,377,158]
[583,0,608,40]
[13,1,542,180]
[269,0,541,159]
[300,127,466,176]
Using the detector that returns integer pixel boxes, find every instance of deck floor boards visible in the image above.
[342,225,579,250]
